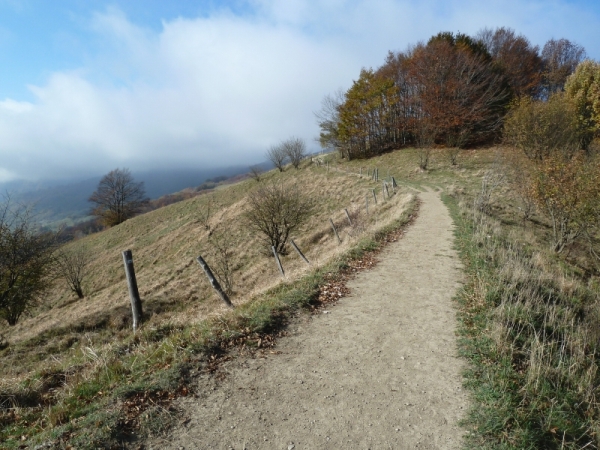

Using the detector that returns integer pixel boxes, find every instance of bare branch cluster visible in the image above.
[249,165,264,182]
[244,182,315,255]
[281,137,306,169]
[266,145,288,172]
[54,244,89,299]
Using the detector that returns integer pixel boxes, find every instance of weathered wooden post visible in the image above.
[344,208,352,226]
[122,250,143,332]
[385,182,391,198]
[272,246,285,277]
[330,219,342,244]
[196,256,234,308]
[372,189,378,205]
[392,176,398,188]
[290,239,310,265]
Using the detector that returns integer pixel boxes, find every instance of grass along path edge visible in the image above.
[1,196,418,449]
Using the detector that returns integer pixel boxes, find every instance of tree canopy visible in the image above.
[318,28,590,159]
[89,168,149,227]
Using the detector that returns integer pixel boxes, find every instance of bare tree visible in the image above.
[0,197,56,325]
[266,145,288,172]
[315,89,345,152]
[244,182,315,255]
[282,137,307,169]
[54,244,89,299]
[205,227,236,295]
[249,165,264,182]
[541,38,586,97]
[89,168,149,227]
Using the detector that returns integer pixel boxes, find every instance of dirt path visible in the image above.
[148,189,468,449]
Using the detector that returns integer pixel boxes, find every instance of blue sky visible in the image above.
[0,0,598,182]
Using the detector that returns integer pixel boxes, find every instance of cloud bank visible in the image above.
[0,0,598,182]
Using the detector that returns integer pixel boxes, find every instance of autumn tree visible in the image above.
[541,38,586,97]
[0,198,56,325]
[477,27,543,98]
[89,168,148,227]
[337,68,397,159]
[407,33,509,148]
[565,59,600,141]
[530,153,600,253]
[377,50,419,148]
[503,94,583,161]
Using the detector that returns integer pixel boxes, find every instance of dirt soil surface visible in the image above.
[147,189,468,449]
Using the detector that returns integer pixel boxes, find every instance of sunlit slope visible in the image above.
[6,159,413,345]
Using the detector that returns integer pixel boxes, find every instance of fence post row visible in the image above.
[122,249,143,332]
[196,255,234,308]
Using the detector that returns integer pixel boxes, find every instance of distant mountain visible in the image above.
[0,165,252,228]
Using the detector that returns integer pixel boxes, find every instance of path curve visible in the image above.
[149,189,468,449]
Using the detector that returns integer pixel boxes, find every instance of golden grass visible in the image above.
[1,156,414,381]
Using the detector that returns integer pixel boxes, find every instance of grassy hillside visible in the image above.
[2,146,599,449]
[0,155,417,448]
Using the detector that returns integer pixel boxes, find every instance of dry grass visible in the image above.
[0,157,413,379]
[447,161,600,448]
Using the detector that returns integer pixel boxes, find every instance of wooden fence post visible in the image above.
[330,218,342,244]
[392,176,398,188]
[122,250,143,332]
[366,195,369,215]
[272,246,285,277]
[196,256,234,308]
[290,239,310,265]
[385,182,391,198]
[372,189,378,205]
[344,208,352,226]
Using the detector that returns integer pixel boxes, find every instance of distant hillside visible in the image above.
[0,165,253,228]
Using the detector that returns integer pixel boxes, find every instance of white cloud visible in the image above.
[0,0,598,181]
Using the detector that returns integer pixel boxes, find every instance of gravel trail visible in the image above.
[149,189,468,449]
